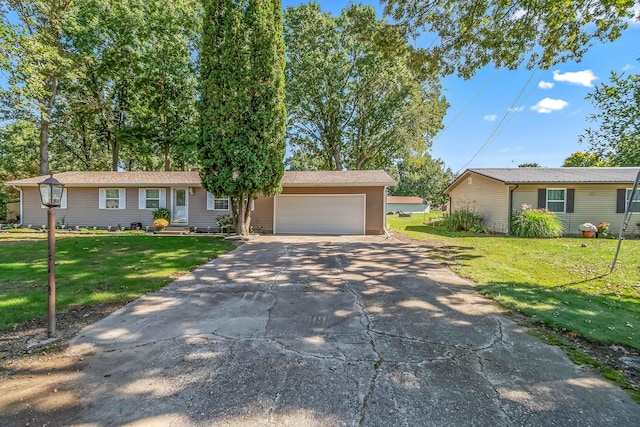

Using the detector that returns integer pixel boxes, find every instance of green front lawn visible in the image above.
[387,214,640,350]
[0,233,235,330]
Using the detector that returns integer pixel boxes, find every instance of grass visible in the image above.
[387,213,640,350]
[0,233,235,330]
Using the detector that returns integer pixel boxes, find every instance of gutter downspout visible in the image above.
[508,184,519,235]
[11,185,23,227]
[383,187,392,239]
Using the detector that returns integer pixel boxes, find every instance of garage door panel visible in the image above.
[275,195,365,235]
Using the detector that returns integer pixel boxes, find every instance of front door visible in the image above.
[172,188,188,224]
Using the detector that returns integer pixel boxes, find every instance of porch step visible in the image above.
[155,226,189,235]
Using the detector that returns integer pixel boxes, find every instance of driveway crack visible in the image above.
[335,251,383,427]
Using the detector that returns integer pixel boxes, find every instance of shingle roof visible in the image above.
[387,196,424,204]
[468,167,639,184]
[6,170,396,187]
[282,170,395,186]
[444,168,640,193]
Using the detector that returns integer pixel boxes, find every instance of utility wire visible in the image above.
[434,69,500,142]
[455,67,540,175]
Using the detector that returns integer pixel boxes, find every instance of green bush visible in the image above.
[440,209,484,232]
[152,208,170,221]
[511,208,563,238]
[216,214,234,232]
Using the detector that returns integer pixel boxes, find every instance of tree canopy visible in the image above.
[284,3,448,171]
[198,0,286,235]
[382,0,636,78]
[562,151,606,167]
[579,64,640,166]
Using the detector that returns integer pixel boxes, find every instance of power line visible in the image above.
[455,67,540,175]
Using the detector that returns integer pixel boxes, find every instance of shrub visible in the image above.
[153,218,169,230]
[152,208,170,221]
[216,214,234,232]
[440,209,484,232]
[511,207,563,238]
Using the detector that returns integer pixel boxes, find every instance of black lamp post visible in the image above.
[38,174,65,338]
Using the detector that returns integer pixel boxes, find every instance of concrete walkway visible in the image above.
[12,236,640,425]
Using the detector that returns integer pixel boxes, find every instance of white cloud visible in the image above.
[483,114,497,122]
[530,98,569,114]
[508,106,524,113]
[538,80,554,89]
[552,70,598,87]
[622,64,633,71]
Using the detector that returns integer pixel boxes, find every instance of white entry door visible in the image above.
[172,188,188,224]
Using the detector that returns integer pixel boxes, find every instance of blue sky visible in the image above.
[282,1,640,173]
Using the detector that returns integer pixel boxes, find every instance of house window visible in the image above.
[41,189,67,209]
[627,189,640,213]
[546,188,566,213]
[139,188,166,209]
[99,188,126,209]
[207,192,230,210]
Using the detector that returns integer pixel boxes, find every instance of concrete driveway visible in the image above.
[9,236,640,425]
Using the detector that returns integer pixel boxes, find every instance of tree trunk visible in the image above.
[233,196,252,236]
[164,140,171,171]
[39,116,50,175]
[111,140,119,171]
[39,76,59,175]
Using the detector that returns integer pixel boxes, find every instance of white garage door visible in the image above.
[274,194,366,235]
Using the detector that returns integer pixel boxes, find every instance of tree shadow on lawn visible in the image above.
[477,281,640,350]
[405,225,501,239]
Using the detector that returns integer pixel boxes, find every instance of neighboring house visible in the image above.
[5,170,395,235]
[387,196,427,213]
[444,167,640,236]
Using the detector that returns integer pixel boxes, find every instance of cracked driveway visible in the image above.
[9,236,640,425]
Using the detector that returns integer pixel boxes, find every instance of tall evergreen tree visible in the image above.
[198,0,286,235]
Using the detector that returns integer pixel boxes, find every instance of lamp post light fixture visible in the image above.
[38,174,65,338]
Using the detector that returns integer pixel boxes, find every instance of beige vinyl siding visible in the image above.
[512,184,639,236]
[251,195,274,233]
[447,173,510,233]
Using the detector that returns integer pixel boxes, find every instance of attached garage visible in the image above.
[274,194,366,235]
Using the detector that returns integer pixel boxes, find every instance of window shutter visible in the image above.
[139,189,145,209]
[207,192,213,210]
[537,189,546,209]
[99,189,106,209]
[617,189,626,213]
[566,189,575,213]
[159,189,166,208]
[119,189,126,209]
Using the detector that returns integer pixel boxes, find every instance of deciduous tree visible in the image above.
[382,0,636,78]
[284,3,447,171]
[199,0,286,235]
[580,68,640,166]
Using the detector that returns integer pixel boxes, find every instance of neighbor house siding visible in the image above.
[448,173,510,233]
[387,203,424,213]
[513,184,639,236]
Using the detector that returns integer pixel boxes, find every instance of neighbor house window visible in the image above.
[207,192,229,210]
[546,188,566,213]
[99,188,126,209]
[41,189,67,209]
[627,189,640,213]
[139,188,166,209]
